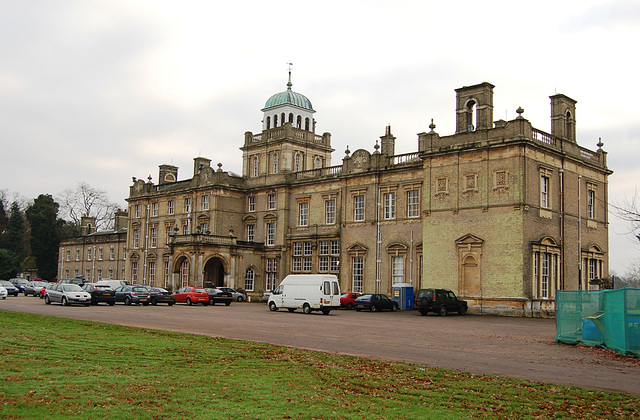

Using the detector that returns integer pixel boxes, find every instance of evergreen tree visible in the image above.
[0,198,8,249]
[6,202,27,259]
[26,194,60,280]
[0,249,19,279]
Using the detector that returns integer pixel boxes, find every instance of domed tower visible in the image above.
[242,70,333,178]
[262,71,315,132]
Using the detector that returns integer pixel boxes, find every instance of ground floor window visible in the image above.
[392,256,404,284]
[148,261,156,286]
[164,261,170,289]
[180,260,189,288]
[131,262,138,283]
[266,259,277,291]
[532,250,559,299]
[245,268,255,291]
[352,257,363,293]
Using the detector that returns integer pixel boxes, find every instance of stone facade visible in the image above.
[57,79,612,317]
[58,211,128,282]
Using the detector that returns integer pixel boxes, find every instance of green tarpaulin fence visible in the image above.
[556,288,640,357]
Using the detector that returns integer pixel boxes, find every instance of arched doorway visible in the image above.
[203,257,225,287]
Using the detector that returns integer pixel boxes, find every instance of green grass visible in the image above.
[0,310,638,419]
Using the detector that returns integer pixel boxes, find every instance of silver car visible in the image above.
[218,287,246,302]
[0,285,7,299]
[44,283,91,306]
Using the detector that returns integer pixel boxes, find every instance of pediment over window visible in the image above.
[533,236,558,246]
[455,234,484,245]
[586,244,603,254]
[347,243,368,253]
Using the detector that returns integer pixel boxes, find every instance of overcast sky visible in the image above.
[1,1,639,274]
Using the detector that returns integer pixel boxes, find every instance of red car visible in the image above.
[340,292,362,310]
[173,287,210,306]
[39,282,57,299]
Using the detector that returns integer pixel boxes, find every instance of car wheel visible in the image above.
[108,302,115,306]
[62,297,69,306]
[439,306,448,316]
[225,301,231,306]
[168,302,174,306]
[346,302,353,310]
[419,309,428,316]
[321,308,331,315]
[392,304,398,312]
[125,297,132,306]
[236,296,243,302]
[152,300,157,306]
[142,302,149,306]
[209,301,215,306]
[24,292,28,297]
[370,305,377,312]
[186,298,192,306]
[269,301,278,311]
[44,295,51,304]
[287,308,295,312]
[303,303,312,314]
[459,305,467,315]
[355,308,361,312]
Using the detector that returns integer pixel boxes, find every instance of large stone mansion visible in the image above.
[58,76,611,316]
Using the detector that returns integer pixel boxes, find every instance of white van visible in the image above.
[268,274,341,315]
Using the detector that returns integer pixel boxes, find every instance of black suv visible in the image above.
[415,288,467,316]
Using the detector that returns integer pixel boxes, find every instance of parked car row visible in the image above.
[337,288,468,316]
[5,280,244,308]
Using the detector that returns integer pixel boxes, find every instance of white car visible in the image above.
[44,283,91,306]
[0,285,7,299]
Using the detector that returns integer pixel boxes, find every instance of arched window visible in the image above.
[180,259,189,288]
[274,114,278,126]
[252,156,259,177]
[245,268,255,291]
[314,156,322,169]
[465,100,476,131]
[305,118,310,131]
[297,115,302,128]
[266,116,271,129]
[280,113,285,126]
[288,113,294,124]
[294,153,301,172]
[272,153,278,174]
[565,110,574,140]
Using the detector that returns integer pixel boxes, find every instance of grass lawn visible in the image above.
[0,310,638,419]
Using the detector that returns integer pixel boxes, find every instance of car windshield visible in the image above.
[1,281,14,287]
[95,285,112,290]
[132,287,148,292]
[154,288,168,293]
[63,284,83,292]
[357,294,372,300]
[33,281,45,286]
[194,288,206,293]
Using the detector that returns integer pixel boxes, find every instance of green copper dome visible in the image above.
[262,77,314,112]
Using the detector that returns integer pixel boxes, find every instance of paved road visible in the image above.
[2,296,639,396]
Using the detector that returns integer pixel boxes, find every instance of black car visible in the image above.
[415,288,467,316]
[354,294,398,312]
[81,283,116,306]
[0,280,19,297]
[113,285,151,305]
[205,288,233,306]
[149,287,175,306]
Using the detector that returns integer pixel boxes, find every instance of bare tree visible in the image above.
[610,189,640,242]
[57,182,120,231]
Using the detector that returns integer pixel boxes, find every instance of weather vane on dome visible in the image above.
[286,62,293,88]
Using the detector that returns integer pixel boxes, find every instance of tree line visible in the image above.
[0,183,120,281]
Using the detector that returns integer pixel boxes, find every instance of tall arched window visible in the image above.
[272,153,278,174]
[465,100,476,131]
[266,116,271,129]
[252,156,259,177]
[305,118,310,131]
[294,153,301,172]
[280,113,285,126]
[245,268,255,291]
[274,114,278,126]
[288,113,294,124]
[565,110,574,140]
[297,115,302,128]
[180,259,189,288]
[314,156,321,169]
